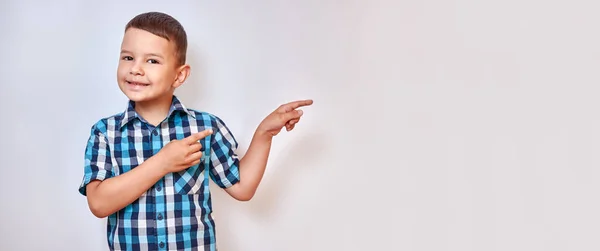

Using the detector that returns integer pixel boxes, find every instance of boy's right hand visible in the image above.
[157,129,213,173]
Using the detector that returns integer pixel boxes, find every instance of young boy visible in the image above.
[78,11,312,250]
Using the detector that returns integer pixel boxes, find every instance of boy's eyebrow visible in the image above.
[120,50,165,59]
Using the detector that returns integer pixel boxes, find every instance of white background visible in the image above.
[1,0,599,250]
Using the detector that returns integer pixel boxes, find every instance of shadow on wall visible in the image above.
[247,130,328,216]
[216,130,328,251]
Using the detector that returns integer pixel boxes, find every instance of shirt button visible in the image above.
[155,185,162,192]
[157,213,163,220]
[159,242,165,248]
[153,131,158,136]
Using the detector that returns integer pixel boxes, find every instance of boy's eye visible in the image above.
[122,56,133,61]
[147,59,160,64]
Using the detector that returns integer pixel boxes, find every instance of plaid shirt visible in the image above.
[78,96,240,251]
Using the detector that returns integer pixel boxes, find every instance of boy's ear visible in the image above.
[173,64,191,88]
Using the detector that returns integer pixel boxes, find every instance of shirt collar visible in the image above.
[118,95,195,129]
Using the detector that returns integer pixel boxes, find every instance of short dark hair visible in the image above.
[125,12,188,66]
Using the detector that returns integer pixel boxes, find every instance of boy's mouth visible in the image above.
[127,81,150,87]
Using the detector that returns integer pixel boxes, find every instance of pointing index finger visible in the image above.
[280,99,314,112]
[184,129,213,144]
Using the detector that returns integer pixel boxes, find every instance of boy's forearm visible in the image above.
[86,156,167,218]
[227,130,273,201]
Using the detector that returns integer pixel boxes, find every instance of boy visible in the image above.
[78,11,312,250]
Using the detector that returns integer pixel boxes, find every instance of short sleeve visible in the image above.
[78,124,114,196]
[209,117,240,188]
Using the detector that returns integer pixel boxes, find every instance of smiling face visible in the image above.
[117,28,188,104]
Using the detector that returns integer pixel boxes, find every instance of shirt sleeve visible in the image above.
[209,117,241,188]
[78,123,114,196]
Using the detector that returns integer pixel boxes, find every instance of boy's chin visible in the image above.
[122,92,151,102]
[122,92,172,103]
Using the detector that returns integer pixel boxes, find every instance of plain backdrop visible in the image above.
[1,0,600,250]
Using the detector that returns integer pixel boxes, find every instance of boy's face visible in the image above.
[117,28,188,104]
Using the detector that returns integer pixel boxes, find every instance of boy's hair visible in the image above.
[125,12,188,66]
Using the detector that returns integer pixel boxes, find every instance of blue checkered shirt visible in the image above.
[78,96,240,251]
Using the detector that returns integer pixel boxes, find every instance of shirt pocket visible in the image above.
[173,138,210,195]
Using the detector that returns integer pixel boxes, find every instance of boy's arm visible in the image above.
[224,100,312,201]
[84,130,213,218]
[85,157,167,218]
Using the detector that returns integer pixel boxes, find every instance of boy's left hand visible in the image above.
[257,99,313,137]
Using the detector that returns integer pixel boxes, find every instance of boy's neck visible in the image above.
[134,95,173,126]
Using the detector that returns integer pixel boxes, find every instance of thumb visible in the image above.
[282,109,303,122]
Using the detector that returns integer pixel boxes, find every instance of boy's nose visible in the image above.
[129,63,144,75]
